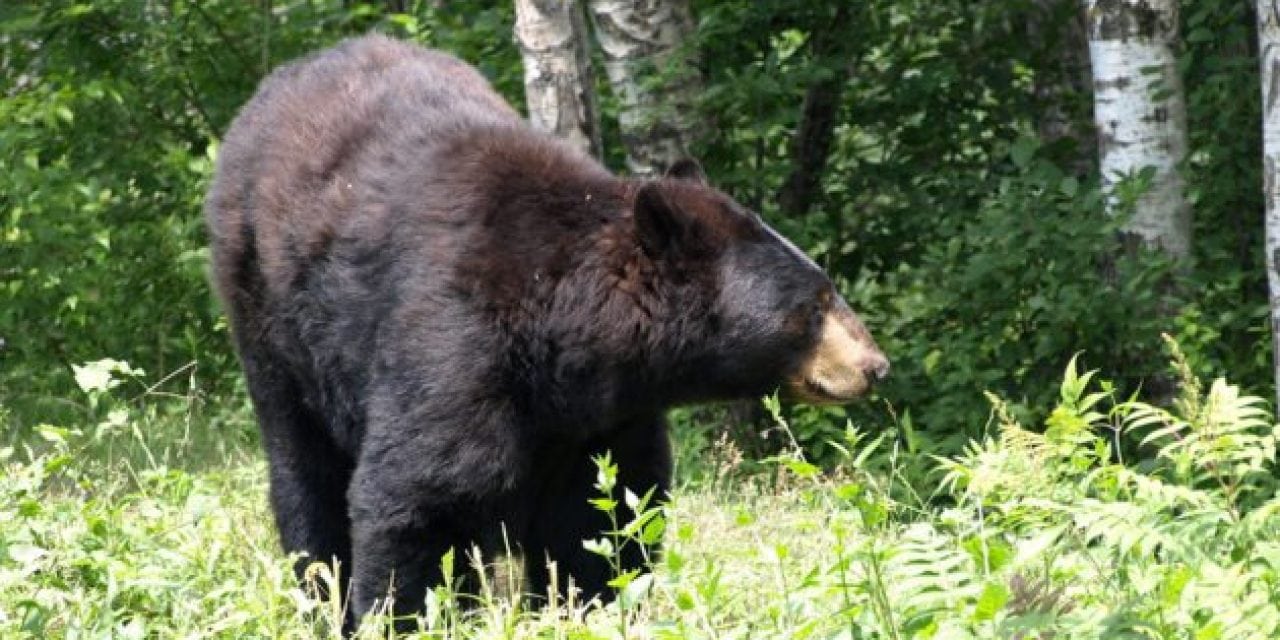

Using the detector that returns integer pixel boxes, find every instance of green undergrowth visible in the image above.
[4,341,1280,638]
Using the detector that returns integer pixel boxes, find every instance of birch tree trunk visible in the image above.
[587,0,701,176]
[1083,0,1191,260]
[514,0,602,158]
[1257,0,1280,407]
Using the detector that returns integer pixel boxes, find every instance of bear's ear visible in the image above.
[634,182,698,257]
[664,158,707,185]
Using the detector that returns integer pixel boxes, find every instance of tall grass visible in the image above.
[3,343,1279,638]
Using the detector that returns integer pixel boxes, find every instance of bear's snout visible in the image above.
[786,299,888,405]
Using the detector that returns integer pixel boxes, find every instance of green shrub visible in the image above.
[0,1,522,428]
[855,142,1172,441]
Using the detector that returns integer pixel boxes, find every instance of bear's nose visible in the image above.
[864,355,890,384]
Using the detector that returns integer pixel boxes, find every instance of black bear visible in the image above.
[205,35,888,626]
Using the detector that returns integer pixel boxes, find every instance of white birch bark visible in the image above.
[587,0,700,176]
[514,0,601,158]
[1083,0,1191,260]
[1257,0,1280,407]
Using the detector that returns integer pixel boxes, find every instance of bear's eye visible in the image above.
[809,299,825,327]
[785,298,823,339]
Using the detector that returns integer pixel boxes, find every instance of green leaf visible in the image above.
[582,537,614,558]
[639,513,666,545]
[789,459,820,478]
[1010,137,1037,169]
[7,544,47,569]
[617,572,653,610]
[71,358,141,394]
[1060,176,1079,198]
[972,582,1009,622]
[588,498,617,513]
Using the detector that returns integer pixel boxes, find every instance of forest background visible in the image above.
[4,1,1280,638]
[3,0,1271,455]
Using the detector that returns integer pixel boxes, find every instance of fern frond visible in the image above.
[1069,499,1174,558]
[1183,561,1280,638]
[1127,380,1279,494]
[1108,466,1222,513]
[881,524,980,625]
[1236,498,1280,542]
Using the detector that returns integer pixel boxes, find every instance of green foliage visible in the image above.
[0,449,315,637]
[1,2,233,417]
[1,0,1274,464]
[666,351,1280,637]
[862,142,1171,440]
[690,0,1271,453]
[926,352,1280,637]
[718,350,1280,638]
[0,0,520,426]
[9,352,1278,638]
[1178,0,1270,389]
[579,453,666,638]
[3,1,1278,636]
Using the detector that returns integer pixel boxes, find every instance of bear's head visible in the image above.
[631,160,889,406]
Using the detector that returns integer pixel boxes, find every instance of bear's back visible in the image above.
[205,35,521,304]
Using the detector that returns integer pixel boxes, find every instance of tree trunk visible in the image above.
[1032,0,1095,176]
[777,6,853,219]
[514,0,602,158]
[1083,0,1191,260]
[1257,0,1280,407]
[586,0,701,176]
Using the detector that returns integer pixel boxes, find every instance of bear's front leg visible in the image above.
[523,416,672,604]
[345,410,520,631]
[346,466,483,631]
[349,521,428,620]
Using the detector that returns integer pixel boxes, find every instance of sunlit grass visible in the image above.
[4,349,1280,638]
[0,440,861,639]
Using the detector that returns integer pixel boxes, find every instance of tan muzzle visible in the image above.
[785,299,889,404]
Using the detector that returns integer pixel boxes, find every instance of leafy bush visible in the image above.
[761,142,1175,464]
[710,345,1280,638]
[920,346,1280,636]
[0,1,522,425]
[691,0,1272,455]
[855,142,1172,441]
[1178,0,1270,390]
